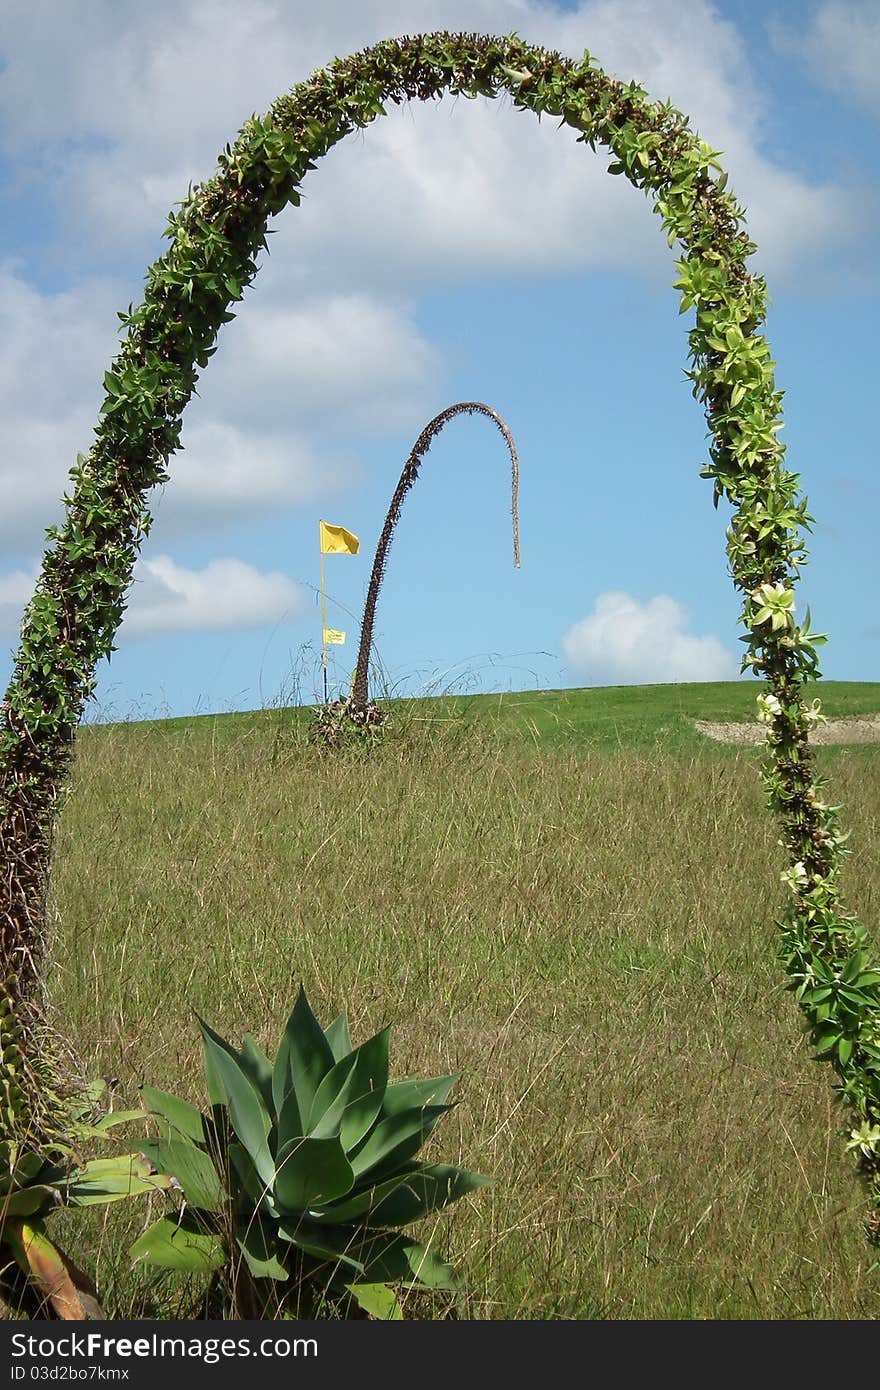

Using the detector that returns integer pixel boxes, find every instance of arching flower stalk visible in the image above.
[349,401,520,716]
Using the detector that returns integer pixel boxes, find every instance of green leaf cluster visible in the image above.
[131,988,490,1317]
[0,1119,169,1312]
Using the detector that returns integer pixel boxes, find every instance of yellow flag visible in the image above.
[323,628,346,645]
[319,520,360,555]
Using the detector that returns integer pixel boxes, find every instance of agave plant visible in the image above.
[0,1095,168,1319]
[131,988,490,1318]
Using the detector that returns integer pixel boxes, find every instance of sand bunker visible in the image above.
[694,714,880,745]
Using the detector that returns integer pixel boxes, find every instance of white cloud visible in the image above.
[0,1,857,282]
[0,265,430,554]
[263,89,665,293]
[0,555,307,640]
[776,1,880,116]
[562,590,739,684]
[534,0,853,273]
[197,293,441,435]
[152,421,358,530]
[0,568,37,638]
[121,555,307,637]
[0,267,121,546]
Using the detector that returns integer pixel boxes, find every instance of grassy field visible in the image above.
[47,681,880,1319]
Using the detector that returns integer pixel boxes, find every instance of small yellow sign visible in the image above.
[323,628,346,645]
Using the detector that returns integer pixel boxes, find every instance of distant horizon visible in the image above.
[78,673,880,730]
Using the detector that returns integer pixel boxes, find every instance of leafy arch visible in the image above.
[1,32,878,1232]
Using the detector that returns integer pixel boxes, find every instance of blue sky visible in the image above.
[1,0,877,718]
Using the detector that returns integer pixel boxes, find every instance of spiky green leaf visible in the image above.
[350,1104,451,1179]
[131,1215,225,1272]
[199,1015,242,1108]
[136,1137,222,1212]
[345,1281,403,1318]
[324,1012,353,1062]
[366,1163,492,1227]
[307,1056,358,1138]
[276,1218,364,1273]
[381,1074,458,1116]
[229,1141,273,1214]
[65,1155,169,1206]
[199,1019,274,1187]
[276,1088,305,1157]
[312,1172,413,1224]
[238,1036,274,1112]
[274,1135,354,1211]
[354,1230,461,1289]
[339,1027,391,1151]
[272,988,334,1129]
[0,1185,61,1218]
[140,1086,207,1145]
[235,1215,288,1282]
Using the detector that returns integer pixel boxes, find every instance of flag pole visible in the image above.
[320,537,329,704]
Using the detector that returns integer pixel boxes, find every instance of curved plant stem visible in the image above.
[350,401,520,713]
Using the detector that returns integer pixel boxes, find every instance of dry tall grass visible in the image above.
[46,708,880,1318]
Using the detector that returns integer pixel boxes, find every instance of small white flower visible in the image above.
[751,583,797,633]
[845,1122,880,1158]
[781,860,809,892]
[757,692,782,723]
[803,699,827,728]
[755,582,794,607]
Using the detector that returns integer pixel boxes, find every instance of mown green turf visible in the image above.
[51,682,880,1320]
[405,680,880,755]
[96,679,880,757]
